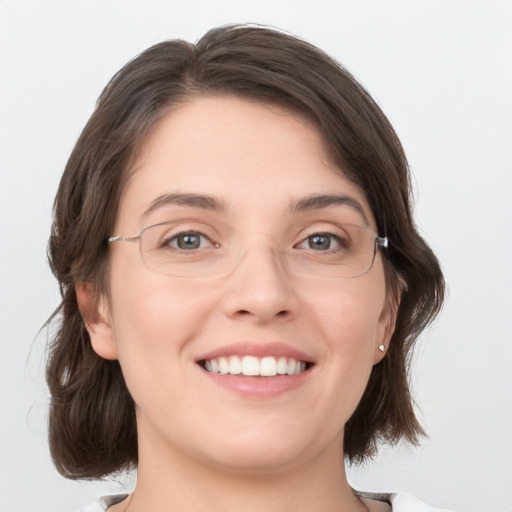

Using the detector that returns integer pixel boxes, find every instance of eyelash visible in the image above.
[295,232,347,252]
[159,230,347,252]
[161,231,218,250]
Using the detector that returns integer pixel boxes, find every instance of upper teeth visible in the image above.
[204,356,306,377]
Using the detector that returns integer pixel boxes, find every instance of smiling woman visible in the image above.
[46,25,446,512]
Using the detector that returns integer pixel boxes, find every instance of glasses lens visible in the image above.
[140,222,379,279]
[288,224,378,279]
[140,222,232,278]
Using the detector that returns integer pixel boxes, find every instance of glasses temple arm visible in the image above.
[108,235,141,244]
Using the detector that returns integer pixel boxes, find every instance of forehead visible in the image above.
[116,95,374,229]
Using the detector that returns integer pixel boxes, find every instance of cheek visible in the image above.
[107,273,219,420]
[111,281,204,354]
[107,252,215,371]
[284,278,387,438]
[303,275,387,386]
[308,275,386,344]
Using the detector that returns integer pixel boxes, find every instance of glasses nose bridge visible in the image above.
[222,235,299,321]
[229,235,290,279]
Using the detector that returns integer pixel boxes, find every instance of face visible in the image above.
[83,96,395,474]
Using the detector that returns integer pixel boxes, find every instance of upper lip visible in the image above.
[196,341,315,364]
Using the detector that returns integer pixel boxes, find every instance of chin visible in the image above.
[194,427,325,475]
[203,448,308,475]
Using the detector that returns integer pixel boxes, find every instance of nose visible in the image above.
[221,245,299,324]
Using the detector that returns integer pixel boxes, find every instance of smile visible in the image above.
[202,355,309,377]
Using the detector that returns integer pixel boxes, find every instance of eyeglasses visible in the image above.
[108,221,388,279]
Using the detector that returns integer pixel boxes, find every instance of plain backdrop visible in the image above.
[1,1,511,511]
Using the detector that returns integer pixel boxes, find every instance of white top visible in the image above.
[77,492,454,511]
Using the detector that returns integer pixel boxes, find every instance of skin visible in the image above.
[78,96,395,512]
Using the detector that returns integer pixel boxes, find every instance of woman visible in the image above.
[47,25,447,511]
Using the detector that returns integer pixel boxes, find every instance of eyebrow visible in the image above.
[142,191,369,225]
[289,193,369,225]
[142,193,227,218]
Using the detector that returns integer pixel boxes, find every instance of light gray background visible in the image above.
[1,1,511,511]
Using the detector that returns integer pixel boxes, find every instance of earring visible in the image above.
[378,344,385,352]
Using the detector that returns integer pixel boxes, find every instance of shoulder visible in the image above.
[76,494,129,512]
[79,492,454,512]
[358,491,454,512]
[390,492,454,511]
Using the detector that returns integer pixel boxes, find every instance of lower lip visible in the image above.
[200,368,311,398]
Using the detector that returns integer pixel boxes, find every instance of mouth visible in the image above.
[199,355,313,377]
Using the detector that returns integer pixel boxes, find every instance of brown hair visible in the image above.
[47,24,444,479]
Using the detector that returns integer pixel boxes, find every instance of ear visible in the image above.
[76,281,118,360]
[373,290,400,365]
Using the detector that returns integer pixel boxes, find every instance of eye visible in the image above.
[297,232,346,251]
[164,231,215,251]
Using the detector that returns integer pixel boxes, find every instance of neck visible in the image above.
[120,428,367,512]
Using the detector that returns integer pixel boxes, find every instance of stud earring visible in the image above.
[378,344,385,352]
